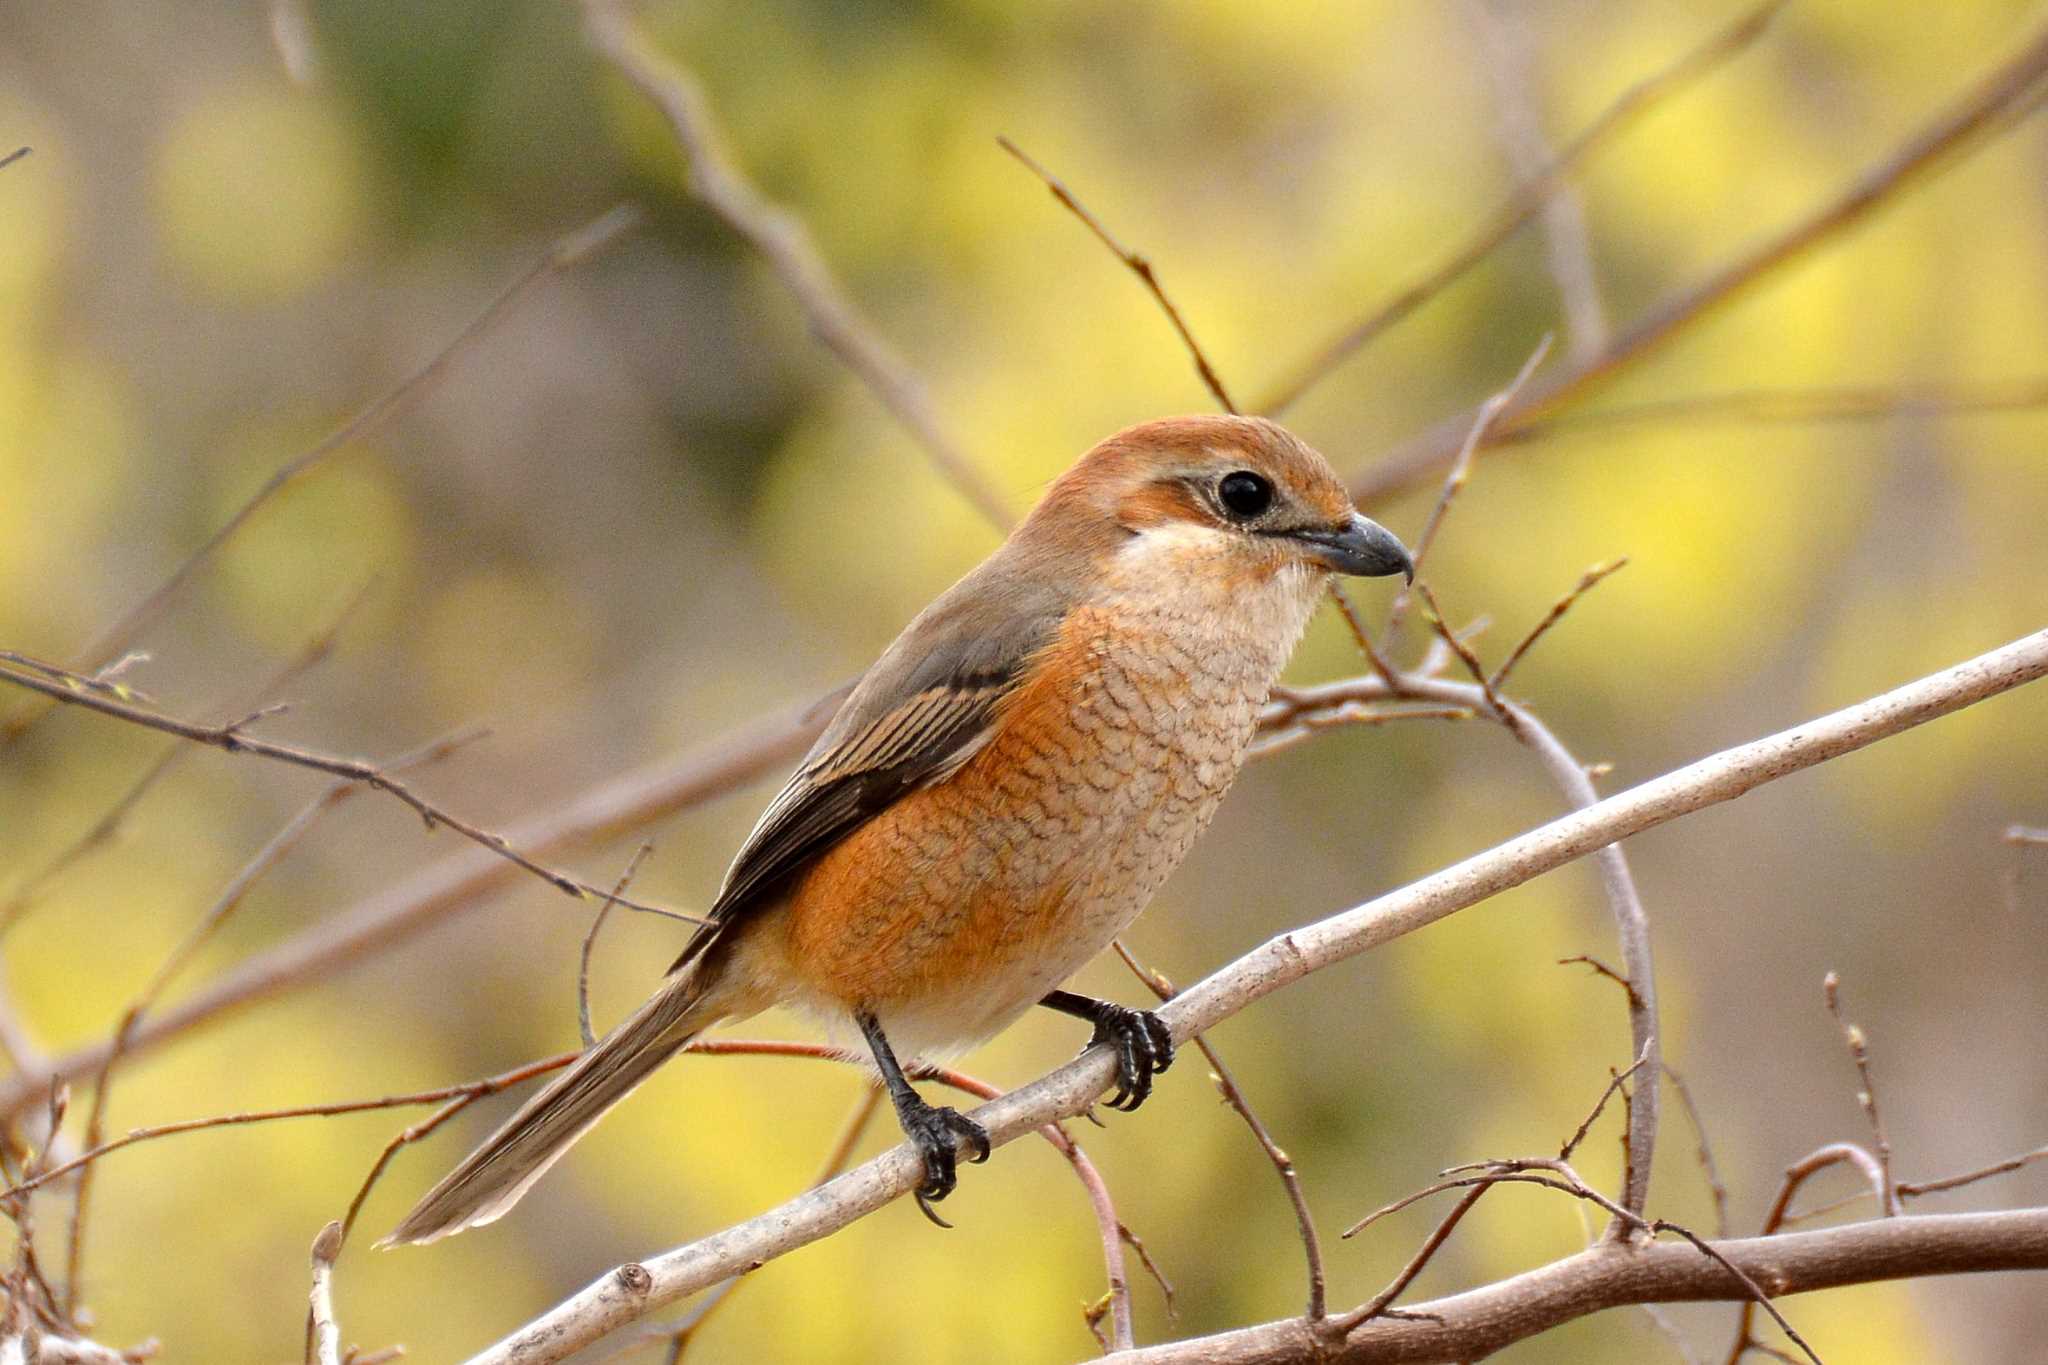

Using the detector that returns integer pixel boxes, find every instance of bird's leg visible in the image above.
[1040,990,1176,1113]
[856,1010,989,1225]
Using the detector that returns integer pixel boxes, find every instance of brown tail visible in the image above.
[381,968,718,1247]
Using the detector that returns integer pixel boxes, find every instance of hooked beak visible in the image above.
[1289,512,1414,582]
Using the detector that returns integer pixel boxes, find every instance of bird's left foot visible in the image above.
[1086,1004,1176,1112]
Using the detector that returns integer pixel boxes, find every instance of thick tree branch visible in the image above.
[460,628,2048,1362]
[1108,1208,2048,1364]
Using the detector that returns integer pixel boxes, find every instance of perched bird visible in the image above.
[385,414,1411,1245]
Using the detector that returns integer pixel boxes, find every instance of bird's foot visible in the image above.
[1085,1005,1176,1112]
[901,1099,989,1225]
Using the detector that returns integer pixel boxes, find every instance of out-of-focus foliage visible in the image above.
[0,1,2044,1360]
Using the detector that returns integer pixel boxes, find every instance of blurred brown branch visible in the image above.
[1494,375,2048,442]
[0,204,640,747]
[1258,0,1787,416]
[0,692,829,1126]
[0,655,703,927]
[458,627,2048,1363]
[1457,0,1610,363]
[581,0,1012,530]
[1347,15,2048,505]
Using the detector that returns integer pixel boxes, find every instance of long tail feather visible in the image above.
[381,970,716,1247]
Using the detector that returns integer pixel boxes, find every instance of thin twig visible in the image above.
[0,658,705,926]
[0,579,377,941]
[0,690,832,1125]
[1721,1143,1888,1365]
[580,844,656,1049]
[1557,954,1643,1012]
[63,728,479,1317]
[1664,1064,1731,1238]
[0,147,30,172]
[339,1054,579,1247]
[1113,942,1326,1322]
[0,205,640,747]
[581,0,1009,530]
[1560,1043,1653,1162]
[1899,1143,2048,1199]
[1491,557,1629,694]
[1383,335,1553,652]
[0,1053,581,1206]
[1414,585,1512,727]
[1334,1184,1491,1330]
[1348,17,2048,504]
[1821,974,1899,1215]
[996,137,1236,413]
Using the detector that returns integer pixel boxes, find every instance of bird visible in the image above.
[384,413,1412,1246]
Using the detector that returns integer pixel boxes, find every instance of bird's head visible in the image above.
[1027,415,1413,591]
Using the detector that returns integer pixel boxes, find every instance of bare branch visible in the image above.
[1114,943,1325,1321]
[1384,335,1552,651]
[0,658,705,927]
[1901,1145,2048,1201]
[580,844,657,1049]
[1491,557,1629,694]
[0,206,639,748]
[1493,375,2048,443]
[580,0,1010,530]
[1258,0,1786,415]
[1349,18,2048,505]
[0,692,832,1126]
[462,628,2048,1363]
[1457,0,1608,362]
[996,137,1237,413]
[306,1221,343,1365]
[0,579,376,942]
[1821,974,1899,1216]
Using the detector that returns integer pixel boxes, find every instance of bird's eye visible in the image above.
[1216,470,1274,519]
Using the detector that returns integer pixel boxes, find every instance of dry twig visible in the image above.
[1820,974,1899,1215]
[1113,943,1325,1322]
[0,580,375,942]
[0,693,831,1126]
[996,137,1237,413]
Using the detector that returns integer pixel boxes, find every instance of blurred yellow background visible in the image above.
[1,0,2044,1360]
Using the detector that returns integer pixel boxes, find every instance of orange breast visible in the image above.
[778,599,1269,1028]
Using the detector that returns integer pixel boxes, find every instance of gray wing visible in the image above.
[671,588,1063,971]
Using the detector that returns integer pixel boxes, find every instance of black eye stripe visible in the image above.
[1217,470,1273,519]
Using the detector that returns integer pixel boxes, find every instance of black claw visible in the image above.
[1083,1005,1176,1113]
[903,1101,989,1207]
